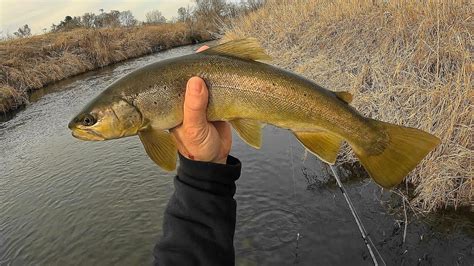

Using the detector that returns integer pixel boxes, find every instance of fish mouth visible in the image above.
[71,128,106,141]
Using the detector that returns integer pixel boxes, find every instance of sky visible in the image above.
[0,0,197,35]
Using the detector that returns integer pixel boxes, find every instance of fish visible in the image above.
[68,38,440,188]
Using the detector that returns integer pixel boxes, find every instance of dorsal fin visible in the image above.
[201,38,271,61]
[335,91,353,104]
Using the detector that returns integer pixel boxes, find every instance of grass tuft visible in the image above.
[224,0,472,211]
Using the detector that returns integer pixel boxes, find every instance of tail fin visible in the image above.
[351,120,440,188]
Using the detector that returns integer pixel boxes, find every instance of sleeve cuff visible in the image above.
[177,153,241,196]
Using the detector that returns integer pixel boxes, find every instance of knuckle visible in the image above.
[185,99,205,112]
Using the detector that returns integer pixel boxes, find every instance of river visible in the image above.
[0,43,472,265]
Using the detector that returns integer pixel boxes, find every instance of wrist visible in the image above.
[214,155,228,165]
[181,152,228,165]
[177,153,241,196]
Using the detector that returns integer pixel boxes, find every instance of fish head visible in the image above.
[69,96,142,141]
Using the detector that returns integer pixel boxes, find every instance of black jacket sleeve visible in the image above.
[153,153,241,266]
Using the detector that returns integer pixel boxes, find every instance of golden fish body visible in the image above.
[69,38,440,188]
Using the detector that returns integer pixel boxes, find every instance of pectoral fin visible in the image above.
[293,131,343,164]
[138,129,177,171]
[230,119,263,149]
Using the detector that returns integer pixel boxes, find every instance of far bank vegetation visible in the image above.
[0,0,265,113]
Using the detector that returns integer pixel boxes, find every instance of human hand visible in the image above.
[170,46,232,164]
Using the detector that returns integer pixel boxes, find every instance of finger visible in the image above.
[213,121,232,147]
[213,121,231,138]
[196,45,210,53]
[170,129,190,156]
[183,77,209,131]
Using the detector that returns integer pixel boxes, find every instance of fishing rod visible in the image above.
[328,165,386,266]
[290,139,385,265]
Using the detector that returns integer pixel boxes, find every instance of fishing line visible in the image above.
[288,134,297,199]
[329,165,386,266]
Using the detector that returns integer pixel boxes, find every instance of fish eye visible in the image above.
[82,114,96,126]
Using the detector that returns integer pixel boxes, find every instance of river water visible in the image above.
[0,43,472,265]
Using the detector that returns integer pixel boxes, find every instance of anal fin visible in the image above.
[230,119,263,149]
[138,128,177,171]
[294,131,343,164]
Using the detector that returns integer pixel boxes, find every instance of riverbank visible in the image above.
[0,22,211,113]
[224,0,472,211]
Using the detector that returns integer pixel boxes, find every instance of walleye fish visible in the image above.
[68,38,440,188]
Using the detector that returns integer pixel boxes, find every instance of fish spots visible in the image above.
[304,93,307,96]
[154,101,157,105]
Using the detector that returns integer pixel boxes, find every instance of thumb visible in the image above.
[183,77,209,130]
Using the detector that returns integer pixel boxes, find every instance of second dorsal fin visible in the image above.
[202,38,271,61]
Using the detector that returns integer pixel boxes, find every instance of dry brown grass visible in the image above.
[224,0,472,211]
[0,23,211,113]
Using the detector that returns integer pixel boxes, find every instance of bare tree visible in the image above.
[14,24,31,38]
[103,10,121,27]
[194,0,227,19]
[146,10,167,24]
[82,13,96,28]
[93,10,121,28]
[177,7,192,22]
[51,16,82,32]
[119,10,137,27]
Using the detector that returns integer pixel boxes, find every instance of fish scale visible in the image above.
[69,38,440,189]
